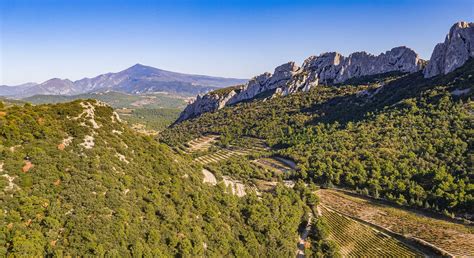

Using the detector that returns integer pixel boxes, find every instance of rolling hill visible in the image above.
[0,99,314,256]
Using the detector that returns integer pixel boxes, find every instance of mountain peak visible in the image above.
[130,63,147,68]
[43,78,73,84]
[424,21,474,78]
[126,63,156,71]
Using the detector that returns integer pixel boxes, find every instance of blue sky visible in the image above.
[0,0,472,85]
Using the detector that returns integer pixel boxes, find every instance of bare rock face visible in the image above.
[175,47,423,123]
[302,47,423,84]
[228,62,299,105]
[175,89,242,123]
[424,21,474,78]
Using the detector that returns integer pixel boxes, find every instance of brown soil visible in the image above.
[22,161,34,173]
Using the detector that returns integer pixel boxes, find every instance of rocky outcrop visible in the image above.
[175,88,242,122]
[424,22,474,78]
[227,62,300,105]
[176,47,423,123]
[304,47,423,84]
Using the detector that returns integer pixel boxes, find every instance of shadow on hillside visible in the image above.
[305,58,474,127]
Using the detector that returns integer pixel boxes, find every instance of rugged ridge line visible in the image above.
[176,46,423,123]
[176,21,474,124]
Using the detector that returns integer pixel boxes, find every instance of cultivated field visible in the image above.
[187,135,270,165]
[195,148,249,165]
[254,158,293,174]
[184,135,219,152]
[320,206,422,257]
[318,189,474,256]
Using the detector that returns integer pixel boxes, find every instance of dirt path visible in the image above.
[296,212,313,258]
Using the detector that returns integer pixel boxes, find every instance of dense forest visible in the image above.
[0,100,328,256]
[162,59,474,217]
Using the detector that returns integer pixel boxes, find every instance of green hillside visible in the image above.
[162,59,474,216]
[23,91,188,109]
[24,91,186,132]
[0,100,321,256]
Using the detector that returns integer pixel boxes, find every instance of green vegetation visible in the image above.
[162,59,474,216]
[0,97,25,107]
[320,207,420,257]
[207,157,275,183]
[318,189,474,256]
[209,85,244,96]
[0,100,316,256]
[24,91,186,132]
[23,91,187,109]
[118,108,181,131]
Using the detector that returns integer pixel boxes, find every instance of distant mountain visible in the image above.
[0,64,247,98]
[0,82,38,97]
[26,78,78,96]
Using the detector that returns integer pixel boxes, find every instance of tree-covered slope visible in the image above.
[0,100,310,256]
[162,59,474,216]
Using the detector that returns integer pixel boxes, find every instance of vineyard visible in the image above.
[318,189,474,256]
[195,148,250,165]
[254,158,293,174]
[185,135,270,165]
[320,206,422,257]
[184,135,219,152]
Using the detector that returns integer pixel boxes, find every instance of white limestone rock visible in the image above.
[424,21,474,78]
[175,45,425,123]
[175,88,242,122]
[301,46,423,85]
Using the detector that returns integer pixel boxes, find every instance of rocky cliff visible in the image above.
[176,46,423,123]
[176,21,474,123]
[424,22,474,78]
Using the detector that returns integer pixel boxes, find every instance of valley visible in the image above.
[1,17,473,257]
[178,134,473,256]
[25,91,188,133]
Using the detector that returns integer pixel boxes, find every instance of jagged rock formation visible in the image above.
[424,21,474,78]
[176,46,423,123]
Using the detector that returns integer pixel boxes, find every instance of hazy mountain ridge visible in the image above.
[0,64,247,98]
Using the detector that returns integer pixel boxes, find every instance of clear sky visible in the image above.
[0,0,472,85]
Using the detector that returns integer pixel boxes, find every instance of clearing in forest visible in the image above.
[188,135,270,165]
[184,135,219,152]
[318,189,474,257]
[320,205,422,257]
[253,157,294,174]
[194,147,250,165]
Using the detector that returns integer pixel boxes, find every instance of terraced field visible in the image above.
[189,136,270,165]
[254,158,293,174]
[184,135,218,152]
[195,148,250,165]
[318,189,474,256]
[321,206,422,257]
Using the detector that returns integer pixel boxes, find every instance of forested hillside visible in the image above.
[162,59,474,217]
[0,100,320,256]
